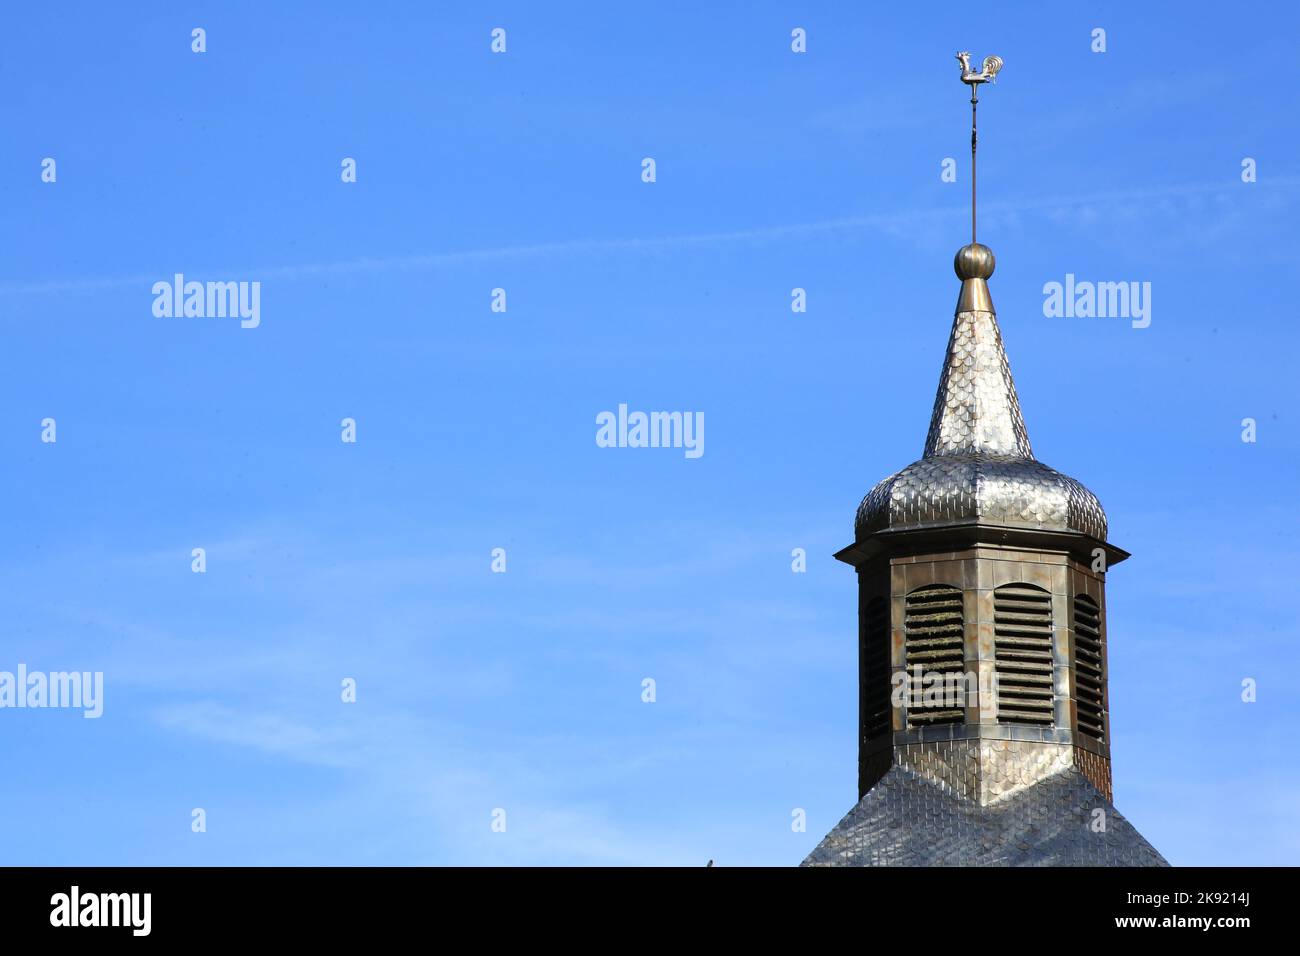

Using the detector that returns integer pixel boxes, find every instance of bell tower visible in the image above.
[804,53,1165,865]
[836,230,1123,802]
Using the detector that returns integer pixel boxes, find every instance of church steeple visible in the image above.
[805,53,1166,867]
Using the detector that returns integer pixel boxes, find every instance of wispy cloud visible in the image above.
[4,178,1294,296]
[2,519,833,865]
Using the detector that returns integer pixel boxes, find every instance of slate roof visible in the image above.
[802,764,1168,867]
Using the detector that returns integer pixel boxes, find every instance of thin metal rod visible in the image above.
[970,85,978,244]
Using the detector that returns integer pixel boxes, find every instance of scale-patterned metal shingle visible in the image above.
[802,764,1167,867]
[855,308,1108,542]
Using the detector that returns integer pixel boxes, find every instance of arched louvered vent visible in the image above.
[1073,594,1105,742]
[904,585,965,727]
[861,596,891,740]
[993,584,1055,726]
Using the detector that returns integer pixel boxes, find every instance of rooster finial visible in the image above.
[956,51,1004,86]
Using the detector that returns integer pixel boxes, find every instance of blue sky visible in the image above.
[1,1,1297,865]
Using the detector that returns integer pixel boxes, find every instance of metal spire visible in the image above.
[919,52,1029,459]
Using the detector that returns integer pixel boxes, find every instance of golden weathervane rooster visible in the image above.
[956,51,1004,86]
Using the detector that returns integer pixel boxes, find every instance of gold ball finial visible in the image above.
[954,242,995,280]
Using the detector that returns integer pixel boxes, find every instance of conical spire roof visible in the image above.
[854,243,1108,543]
[924,246,1031,458]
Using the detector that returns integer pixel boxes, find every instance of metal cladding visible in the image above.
[854,303,1109,543]
[801,764,1169,867]
[856,452,1109,541]
[925,306,1028,457]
